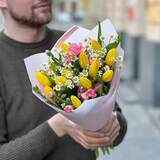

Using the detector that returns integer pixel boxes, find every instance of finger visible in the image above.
[105,119,120,137]
[106,113,117,132]
[106,126,120,145]
[100,113,116,133]
[79,132,112,149]
[110,131,120,145]
[82,130,105,138]
[76,126,105,138]
[78,137,91,150]
[83,135,111,145]
[69,131,93,150]
[78,136,100,150]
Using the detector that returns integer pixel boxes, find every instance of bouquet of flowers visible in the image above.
[24,19,124,158]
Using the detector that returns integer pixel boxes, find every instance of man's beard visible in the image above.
[8,3,52,28]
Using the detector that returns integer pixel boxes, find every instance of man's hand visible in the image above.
[98,112,120,146]
[48,112,120,150]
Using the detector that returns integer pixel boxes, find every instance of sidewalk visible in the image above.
[99,81,160,160]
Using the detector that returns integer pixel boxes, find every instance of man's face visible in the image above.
[6,0,52,27]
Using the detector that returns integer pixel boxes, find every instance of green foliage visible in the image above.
[46,50,63,66]
[97,21,102,46]
[106,34,121,51]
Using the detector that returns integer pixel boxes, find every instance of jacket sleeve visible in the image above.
[0,94,58,160]
[113,102,127,146]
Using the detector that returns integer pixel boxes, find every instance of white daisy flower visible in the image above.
[66,73,73,79]
[73,76,80,84]
[54,85,61,91]
[104,65,110,71]
[66,80,73,86]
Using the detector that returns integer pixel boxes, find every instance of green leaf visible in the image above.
[97,86,103,96]
[73,59,81,70]
[103,84,109,94]
[50,62,56,71]
[106,34,121,51]
[46,50,63,66]
[95,149,99,159]
[33,85,39,93]
[98,21,102,47]
[33,86,45,99]
[105,146,111,155]
[101,147,106,155]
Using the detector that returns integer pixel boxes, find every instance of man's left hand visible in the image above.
[98,112,120,146]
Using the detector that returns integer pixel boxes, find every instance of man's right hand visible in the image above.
[47,113,111,150]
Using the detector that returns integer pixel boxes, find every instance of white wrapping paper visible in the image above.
[24,19,124,131]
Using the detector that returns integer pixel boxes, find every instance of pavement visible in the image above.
[99,81,160,160]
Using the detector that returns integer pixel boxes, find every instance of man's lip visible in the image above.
[35,3,50,9]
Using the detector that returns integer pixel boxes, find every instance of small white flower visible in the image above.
[66,73,73,79]
[66,80,74,89]
[82,69,89,77]
[66,80,72,86]
[80,73,85,77]
[68,63,73,68]
[61,103,66,108]
[98,70,103,76]
[104,65,110,71]
[102,48,107,53]
[100,36,105,41]
[54,85,61,91]
[48,71,55,76]
[73,76,80,84]
[40,63,50,71]
[68,84,74,89]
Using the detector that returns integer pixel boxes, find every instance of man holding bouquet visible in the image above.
[0,0,127,159]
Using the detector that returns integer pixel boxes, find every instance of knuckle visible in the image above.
[84,145,90,150]
[85,137,91,144]
[105,137,110,144]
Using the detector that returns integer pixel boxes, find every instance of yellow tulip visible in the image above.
[60,42,69,52]
[91,39,102,51]
[89,58,100,79]
[35,71,51,86]
[79,51,89,69]
[43,86,55,97]
[55,76,66,85]
[105,48,116,66]
[71,96,81,108]
[80,77,92,89]
[102,70,113,82]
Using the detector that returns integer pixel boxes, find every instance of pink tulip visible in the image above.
[77,87,86,98]
[47,92,54,98]
[93,83,103,91]
[81,89,97,100]
[64,105,73,113]
[68,43,84,56]
[64,54,74,62]
[86,89,97,98]
[81,92,89,100]
[89,57,94,64]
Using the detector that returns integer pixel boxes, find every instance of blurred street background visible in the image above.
[1,0,160,159]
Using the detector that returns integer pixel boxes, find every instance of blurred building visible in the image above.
[64,0,160,107]
[54,0,84,23]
